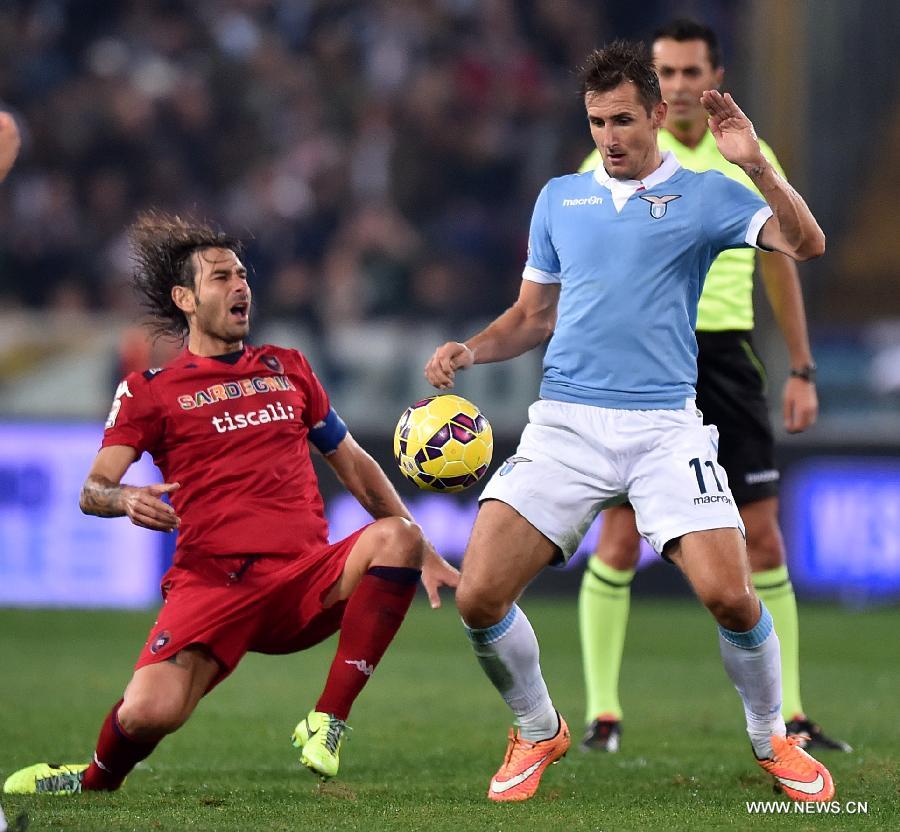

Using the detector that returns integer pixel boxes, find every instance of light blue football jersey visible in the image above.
[525,152,772,410]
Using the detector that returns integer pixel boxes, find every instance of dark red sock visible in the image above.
[81,699,160,791]
[316,566,420,720]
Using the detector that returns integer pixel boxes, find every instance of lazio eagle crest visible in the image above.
[640,194,681,218]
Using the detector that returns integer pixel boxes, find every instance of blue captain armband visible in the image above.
[308,407,348,455]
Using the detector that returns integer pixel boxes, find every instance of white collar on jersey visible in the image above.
[593,150,682,213]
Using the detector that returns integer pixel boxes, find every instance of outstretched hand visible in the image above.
[701,90,765,169]
[123,482,181,532]
[424,342,475,390]
[420,543,460,609]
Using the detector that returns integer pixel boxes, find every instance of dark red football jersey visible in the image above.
[102,345,332,564]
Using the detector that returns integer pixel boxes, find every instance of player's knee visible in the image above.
[118,695,188,740]
[594,544,639,572]
[370,516,425,568]
[745,525,785,571]
[594,513,641,570]
[702,585,758,632]
[455,576,510,629]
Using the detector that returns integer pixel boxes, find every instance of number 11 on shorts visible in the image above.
[689,457,723,495]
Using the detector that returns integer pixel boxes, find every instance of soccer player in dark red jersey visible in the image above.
[4,211,459,796]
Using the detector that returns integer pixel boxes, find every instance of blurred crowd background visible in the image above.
[0,0,898,434]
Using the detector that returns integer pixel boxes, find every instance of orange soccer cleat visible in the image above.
[756,734,835,802]
[487,714,570,802]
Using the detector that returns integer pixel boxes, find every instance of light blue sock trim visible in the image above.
[464,605,519,645]
[718,601,774,649]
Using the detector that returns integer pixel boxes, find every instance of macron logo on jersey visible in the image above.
[562,195,603,207]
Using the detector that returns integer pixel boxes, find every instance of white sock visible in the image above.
[718,602,786,759]
[465,604,558,741]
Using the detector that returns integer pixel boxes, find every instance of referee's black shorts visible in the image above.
[695,330,779,506]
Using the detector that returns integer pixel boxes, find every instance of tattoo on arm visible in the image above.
[79,474,127,517]
[744,163,766,179]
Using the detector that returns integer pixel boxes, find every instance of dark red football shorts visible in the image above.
[135,526,369,688]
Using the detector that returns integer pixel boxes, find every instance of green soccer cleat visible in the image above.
[291,711,350,779]
[3,763,88,795]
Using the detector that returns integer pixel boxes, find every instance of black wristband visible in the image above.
[789,363,817,382]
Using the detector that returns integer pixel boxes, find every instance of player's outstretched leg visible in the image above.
[84,697,163,790]
[5,649,219,795]
[719,608,834,801]
[293,518,423,779]
[456,501,570,802]
[3,764,89,795]
[3,699,160,795]
[671,528,834,802]
[466,607,570,801]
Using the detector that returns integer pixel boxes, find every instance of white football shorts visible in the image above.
[479,398,744,560]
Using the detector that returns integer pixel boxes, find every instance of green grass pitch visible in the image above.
[1,598,897,831]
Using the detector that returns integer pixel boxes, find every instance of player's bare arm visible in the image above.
[324,433,416,520]
[80,444,181,532]
[0,111,20,182]
[323,433,459,606]
[701,90,825,261]
[425,280,559,389]
[758,251,819,433]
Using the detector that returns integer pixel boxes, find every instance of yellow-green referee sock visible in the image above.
[752,565,803,719]
[578,559,635,722]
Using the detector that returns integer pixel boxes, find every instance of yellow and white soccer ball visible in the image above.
[393,394,493,492]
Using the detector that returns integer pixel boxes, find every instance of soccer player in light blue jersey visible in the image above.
[425,40,834,804]
[578,19,848,758]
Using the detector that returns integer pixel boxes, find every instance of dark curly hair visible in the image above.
[579,40,662,114]
[129,210,244,339]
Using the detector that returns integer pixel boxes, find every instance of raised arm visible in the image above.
[322,433,459,606]
[701,91,825,261]
[424,279,559,389]
[758,251,818,433]
[80,444,181,531]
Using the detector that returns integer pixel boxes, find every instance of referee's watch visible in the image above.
[789,363,817,382]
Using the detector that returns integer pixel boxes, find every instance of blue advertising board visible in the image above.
[0,423,163,608]
[781,457,900,599]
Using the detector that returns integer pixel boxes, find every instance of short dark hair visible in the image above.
[130,210,244,339]
[579,40,661,113]
[651,18,722,69]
